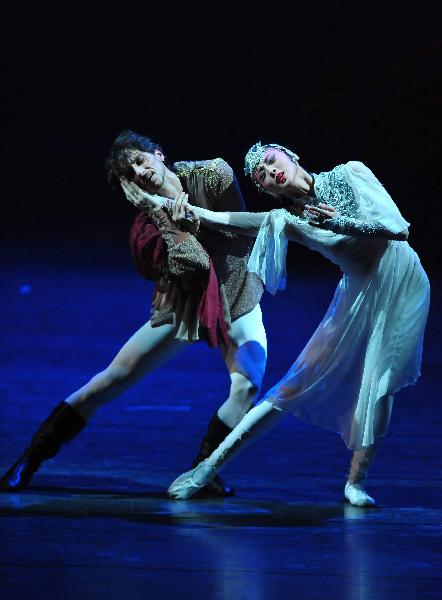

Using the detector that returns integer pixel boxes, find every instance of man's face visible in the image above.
[253,148,299,197]
[126,149,166,193]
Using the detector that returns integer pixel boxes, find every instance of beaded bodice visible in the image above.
[313,164,358,218]
[285,163,405,239]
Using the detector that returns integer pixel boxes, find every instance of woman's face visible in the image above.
[253,148,299,197]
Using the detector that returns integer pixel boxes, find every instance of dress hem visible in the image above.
[266,370,422,451]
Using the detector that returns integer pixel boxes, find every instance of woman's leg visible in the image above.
[168,400,285,499]
[189,305,268,496]
[344,393,393,506]
[344,445,378,506]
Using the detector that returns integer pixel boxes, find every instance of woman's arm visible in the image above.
[122,178,268,238]
[305,203,409,241]
[193,206,269,238]
[341,161,409,240]
[323,215,408,240]
[157,193,269,238]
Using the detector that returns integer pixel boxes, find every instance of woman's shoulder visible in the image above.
[318,161,372,176]
[345,161,375,177]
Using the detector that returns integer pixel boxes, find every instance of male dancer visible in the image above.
[0,130,267,496]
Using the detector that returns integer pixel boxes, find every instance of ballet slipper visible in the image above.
[344,482,376,507]
[168,461,216,500]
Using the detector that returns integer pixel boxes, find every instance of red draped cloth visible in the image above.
[130,212,229,348]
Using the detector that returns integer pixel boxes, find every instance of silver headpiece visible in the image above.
[244,142,300,179]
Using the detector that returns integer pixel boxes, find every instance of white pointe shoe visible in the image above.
[168,461,216,500]
[344,482,376,507]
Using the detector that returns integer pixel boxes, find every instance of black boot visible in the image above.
[192,412,234,497]
[0,401,86,491]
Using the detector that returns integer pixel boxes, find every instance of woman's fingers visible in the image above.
[186,205,198,221]
[304,210,319,223]
[168,193,198,231]
[173,192,187,206]
[174,192,189,219]
[180,194,192,219]
[178,192,189,212]
[305,204,323,214]
[172,196,184,220]
[304,206,327,227]
[305,204,335,218]
[181,195,198,222]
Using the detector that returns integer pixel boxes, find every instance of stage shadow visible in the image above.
[0,489,354,528]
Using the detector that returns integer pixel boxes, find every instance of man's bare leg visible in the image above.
[66,321,185,420]
[0,321,186,491]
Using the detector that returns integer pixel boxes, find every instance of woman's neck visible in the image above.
[285,166,314,200]
[297,166,314,195]
[281,169,317,216]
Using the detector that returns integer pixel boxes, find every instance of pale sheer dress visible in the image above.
[192,161,430,449]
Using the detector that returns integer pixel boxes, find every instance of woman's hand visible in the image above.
[304,203,338,227]
[166,192,200,235]
[120,178,164,212]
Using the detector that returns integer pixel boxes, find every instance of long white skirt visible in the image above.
[263,241,430,450]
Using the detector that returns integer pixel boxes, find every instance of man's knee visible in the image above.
[230,340,267,389]
[229,372,260,404]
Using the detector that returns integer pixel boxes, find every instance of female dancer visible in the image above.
[123,142,430,506]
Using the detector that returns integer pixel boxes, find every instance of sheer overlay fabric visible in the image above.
[193,162,430,449]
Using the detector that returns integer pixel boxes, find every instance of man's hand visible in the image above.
[304,203,338,227]
[166,192,200,235]
[121,178,164,212]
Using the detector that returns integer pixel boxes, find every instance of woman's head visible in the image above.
[244,142,304,199]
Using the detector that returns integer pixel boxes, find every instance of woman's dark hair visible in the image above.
[104,129,167,189]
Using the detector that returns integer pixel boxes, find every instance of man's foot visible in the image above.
[194,474,234,498]
[190,411,235,497]
[0,458,39,491]
[0,402,86,492]
[168,461,216,500]
[344,482,376,507]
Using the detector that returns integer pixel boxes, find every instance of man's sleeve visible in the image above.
[131,210,210,280]
[150,209,211,277]
[130,212,166,281]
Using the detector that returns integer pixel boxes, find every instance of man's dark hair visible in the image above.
[105,129,167,189]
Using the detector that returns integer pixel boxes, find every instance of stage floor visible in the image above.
[1,248,441,599]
